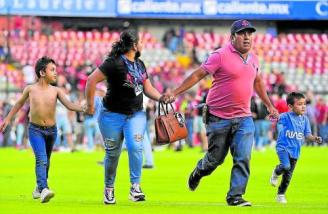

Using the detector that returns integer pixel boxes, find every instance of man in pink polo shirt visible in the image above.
[165,20,279,206]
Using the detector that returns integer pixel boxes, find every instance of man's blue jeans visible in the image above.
[98,108,146,188]
[318,124,328,143]
[195,115,255,201]
[28,123,57,191]
[254,119,271,148]
[16,124,25,147]
[83,117,100,150]
[143,121,154,166]
[185,118,194,146]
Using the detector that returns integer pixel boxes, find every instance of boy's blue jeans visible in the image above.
[98,109,146,188]
[195,115,254,201]
[28,123,57,191]
[274,149,297,194]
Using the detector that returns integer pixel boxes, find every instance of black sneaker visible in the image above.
[175,145,183,152]
[142,165,154,169]
[188,168,202,191]
[104,188,116,204]
[227,198,252,207]
[129,184,145,202]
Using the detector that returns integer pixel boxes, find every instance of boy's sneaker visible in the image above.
[104,188,116,204]
[40,188,55,203]
[227,198,252,207]
[188,168,202,191]
[270,169,279,187]
[129,183,145,202]
[32,187,41,199]
[276,194,287,204]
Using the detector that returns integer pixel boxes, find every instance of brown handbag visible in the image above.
[155,101,188,145]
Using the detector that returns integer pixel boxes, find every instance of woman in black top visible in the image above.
[85,29,162,204]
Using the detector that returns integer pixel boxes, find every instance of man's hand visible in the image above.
[0,119,10,133]
[85,105,95,116]
[267,105,280,121]
[160,93,176,104]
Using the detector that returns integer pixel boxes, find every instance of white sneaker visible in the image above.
[104,188,116,205]
[276,194,287,203]
[270,169,279,187]
[40,188,55,203]
[129,183,145,202]
[32,187,41,199]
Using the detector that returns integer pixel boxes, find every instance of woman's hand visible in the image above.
[160,94,176,104]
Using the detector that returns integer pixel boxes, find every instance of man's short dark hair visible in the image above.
[286,92,305,105]
[35,56,56,78]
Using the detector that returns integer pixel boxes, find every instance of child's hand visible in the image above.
[267,106,280,122]
[315,136,322,144]
[84,104,95,115]
[81,103,88,114]
[266,114,279,122]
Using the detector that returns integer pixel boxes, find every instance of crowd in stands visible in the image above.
[1,17,328,152]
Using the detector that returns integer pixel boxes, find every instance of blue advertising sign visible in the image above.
[0,0,327,20]
[116,0,328,20]
[0,0,116,17]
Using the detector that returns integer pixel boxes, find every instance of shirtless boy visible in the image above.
[0,56,85,203]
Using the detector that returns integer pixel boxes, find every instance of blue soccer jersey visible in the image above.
[276,112,312,159]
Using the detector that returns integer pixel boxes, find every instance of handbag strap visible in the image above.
[158,101,175,116]
[165,103,175,114]
[158,101,167,116]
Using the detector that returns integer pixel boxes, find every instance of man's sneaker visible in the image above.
[142,165,154,169]
[40,188,55,203]
[188,168,201,191]
[32,187,41,199]
[104,188,116,204]
[129,183,145,202]
[276,194,287,204]
[227,198,252,207]
[270,169,279,187]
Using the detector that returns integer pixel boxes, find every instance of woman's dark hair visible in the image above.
[35,56,56,78]
[109,29,139,57]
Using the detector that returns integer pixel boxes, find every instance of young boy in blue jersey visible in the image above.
[270,92,322,203]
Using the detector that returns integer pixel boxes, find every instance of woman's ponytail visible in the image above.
[108,29,139,57]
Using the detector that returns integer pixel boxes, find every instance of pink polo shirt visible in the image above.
[201,43,259,119]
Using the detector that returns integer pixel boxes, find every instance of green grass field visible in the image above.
[1,146,328,214]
